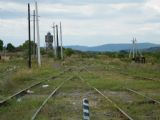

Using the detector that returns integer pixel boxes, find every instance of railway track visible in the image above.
[29,67,131,120]
[119,71,159,82]
[86,65,160,82]
[126,88,160,105]
[31,76,74,120]
[0,68,71,106]
[77,75,134,120]
[31,69,128,120]
[1,65,159,119]
[106,66,160,82]
[105,66,160,104]
[80,67,160,120]
[0,81,42,106]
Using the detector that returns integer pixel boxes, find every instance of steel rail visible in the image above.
[78,75,134,120]
[85,64,159,83]
[82,66,160,119]
[31,76,74,120]
[108,67,159,82]
[0,68,71,106]
[0,81,42,106]
[119,71,159,82]
[127,88,160,104]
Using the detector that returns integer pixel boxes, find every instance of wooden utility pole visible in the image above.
[28,3,31,68]
[56,25,60,59]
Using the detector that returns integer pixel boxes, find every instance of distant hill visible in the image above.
[65,43,159,52]
[144,46,160,52]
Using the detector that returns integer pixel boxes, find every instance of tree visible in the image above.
[118,50,128,58]
[6,43,15,52]
[0,40,3,51]
[64,48,74,57]
[18,40,36,53]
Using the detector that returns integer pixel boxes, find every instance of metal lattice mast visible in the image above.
[129,37,143,59]
[135,38,143,57]
[129,38,133,58]
[133,38,135,58]
[135,38,138,57]
[129,38,136,58]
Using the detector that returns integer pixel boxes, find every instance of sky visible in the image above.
[0,0,160,46]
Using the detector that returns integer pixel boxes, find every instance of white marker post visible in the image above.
[83,98,90,120]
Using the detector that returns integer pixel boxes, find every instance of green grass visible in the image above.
[0,56,160,120]
[0,97,46,120]
[0,58,61,98]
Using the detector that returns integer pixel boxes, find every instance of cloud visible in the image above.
[0,0,160,46]
[145,0,160,12]
[0,0,146,4]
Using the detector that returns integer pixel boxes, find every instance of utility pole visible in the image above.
[56,25,60,59]
[133,38,136,58]
[35,1,41,66]
[52,23,57,58]
[28,3,31,68]
[129,37,142,59]
[60,22,63,60]
[135,38,138,57]
[33,10,36,58]
[4,45,6,58]
[129,38,135,58]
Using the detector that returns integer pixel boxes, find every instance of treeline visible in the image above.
[0,39,160,63]
[0,40,16,52]
[0,39,75,59]
[64,49,160,63]
[0,39,37,53]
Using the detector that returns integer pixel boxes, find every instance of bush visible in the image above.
[40,48,47,55]
[47,51,54,58]
[64,48,74,57]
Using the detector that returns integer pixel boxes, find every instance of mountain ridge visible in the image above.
[65,43,160,52]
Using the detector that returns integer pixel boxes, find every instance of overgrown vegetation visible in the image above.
[0,40,160,120]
